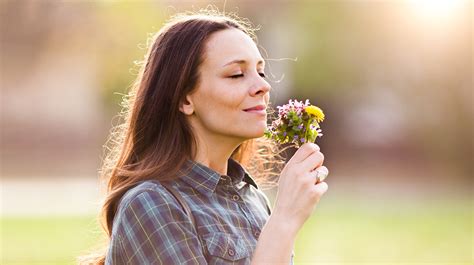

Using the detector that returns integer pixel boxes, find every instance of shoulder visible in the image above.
[115,180,183,221]
[120,180,166,204]
[108,180,205,264]
[120,180,165,201]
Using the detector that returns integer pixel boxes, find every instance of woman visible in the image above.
[81,9,328,265]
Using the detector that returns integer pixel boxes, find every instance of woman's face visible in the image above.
[182,28,271,142]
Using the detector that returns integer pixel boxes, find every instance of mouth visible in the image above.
[243,105,267,116]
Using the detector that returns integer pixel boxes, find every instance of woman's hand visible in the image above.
[251,143,328,264]
[272,143,329,234]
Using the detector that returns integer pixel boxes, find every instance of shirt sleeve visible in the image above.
[252,188,295,264]
[112,188,207,265]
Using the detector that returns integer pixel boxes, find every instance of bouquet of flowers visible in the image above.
[264,99,325,148]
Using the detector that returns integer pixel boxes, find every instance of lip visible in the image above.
[243,104,267,116]
[243,104,266,111]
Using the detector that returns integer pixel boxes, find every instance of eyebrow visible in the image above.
[222,59,265,68]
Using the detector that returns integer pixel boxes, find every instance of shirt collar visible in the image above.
[179,157,258,196]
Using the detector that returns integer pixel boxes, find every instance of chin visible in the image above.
[227,120,267,140]
[240,126,267,139]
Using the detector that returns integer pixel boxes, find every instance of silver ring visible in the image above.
[314,169,321,181]
[314,167,328,183]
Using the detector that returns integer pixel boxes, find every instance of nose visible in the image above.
[249,75,271,96]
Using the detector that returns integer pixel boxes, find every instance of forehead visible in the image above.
[202,28,264,67]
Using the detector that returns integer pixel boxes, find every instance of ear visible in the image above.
[179,94,195,115]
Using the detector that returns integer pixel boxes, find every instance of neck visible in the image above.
[191,124,244,176]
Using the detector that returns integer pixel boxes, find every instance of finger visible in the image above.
[313,181,328,195]
[299,151,324,172]
[288,143,320,164]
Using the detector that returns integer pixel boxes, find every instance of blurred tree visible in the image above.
[93,1,166,115]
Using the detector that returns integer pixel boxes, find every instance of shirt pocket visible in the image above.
[203,231,250,262]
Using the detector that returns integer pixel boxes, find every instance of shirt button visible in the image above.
[254,230,260,237]
[228,248,235,256]
[232,194,240,201]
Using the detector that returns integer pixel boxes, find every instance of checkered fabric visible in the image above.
[105,158,295,264]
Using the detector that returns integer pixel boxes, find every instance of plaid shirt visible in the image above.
[105,158,295,264]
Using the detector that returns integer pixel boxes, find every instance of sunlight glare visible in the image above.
[406,0,467,21]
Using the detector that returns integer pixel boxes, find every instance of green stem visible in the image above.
[304,118,311,143]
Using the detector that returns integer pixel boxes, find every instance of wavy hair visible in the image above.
[78,8,287,265]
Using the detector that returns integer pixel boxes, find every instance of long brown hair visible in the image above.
[78,9,287,265]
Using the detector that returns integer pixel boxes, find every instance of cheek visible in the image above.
[198,89,245,126]
[204,86,242,113]
[212,99,242,125]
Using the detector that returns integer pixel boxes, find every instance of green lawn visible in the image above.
[2,198,472,265]
[2,215,105,265]
[294,198,472,264]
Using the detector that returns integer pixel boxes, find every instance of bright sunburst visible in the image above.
[406,0,467,21]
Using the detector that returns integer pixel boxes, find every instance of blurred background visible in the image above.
[1,0,472,264]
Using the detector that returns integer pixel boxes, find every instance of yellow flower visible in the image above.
[305,105,325,122]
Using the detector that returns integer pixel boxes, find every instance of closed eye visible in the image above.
[229,73,266,79]
[230,74,244,79]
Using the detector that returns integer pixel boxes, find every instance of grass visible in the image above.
[2,215,105,265]
[294,197,472,264]
[1,198,472,265]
